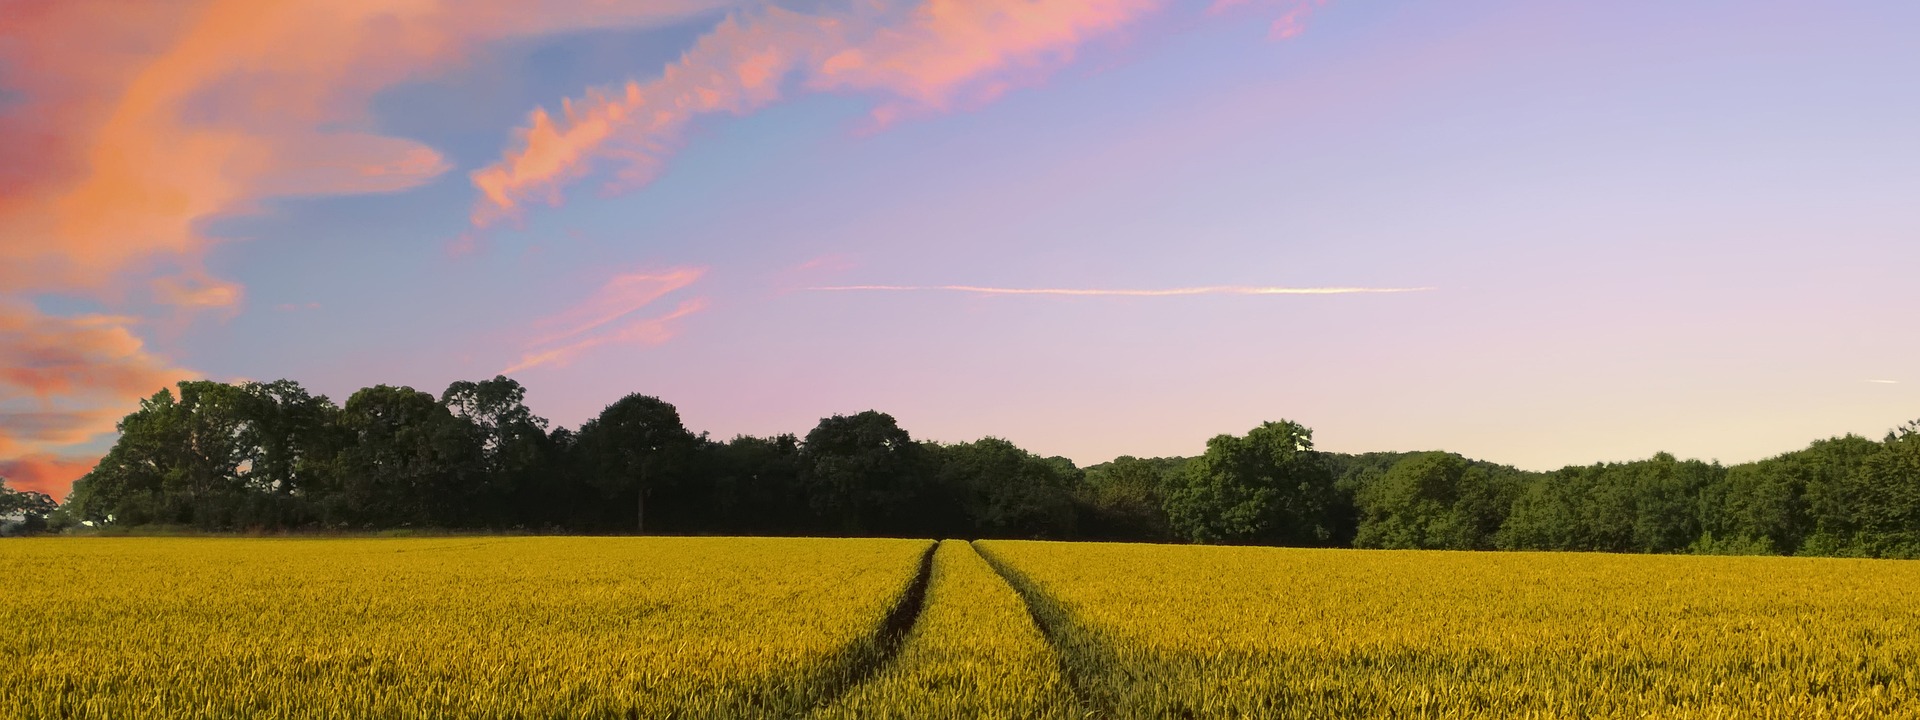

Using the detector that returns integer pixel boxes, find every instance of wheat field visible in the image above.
[6,537,1920,718]
[0,536,929,719]
[977,540,1920,719]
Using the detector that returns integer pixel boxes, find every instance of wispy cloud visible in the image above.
[503,268,708,374]
[474,0,1336,227]
[804,284,1432,297]
[1212,0,1332,40]
[1866,379,1901,384]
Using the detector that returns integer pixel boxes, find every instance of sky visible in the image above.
[2,0,1917,499]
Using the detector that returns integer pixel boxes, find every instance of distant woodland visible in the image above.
[3,377,1917,557]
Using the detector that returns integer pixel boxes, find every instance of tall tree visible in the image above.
[236,379,341,524]
[800,411,930,536]
[1166,420,1339,545]
[1856,421,1920,557]
[329,385,483,527]
[441,376,555,526]
[573,394,697,533]
[705,434,806,534]
[67,382,259,527]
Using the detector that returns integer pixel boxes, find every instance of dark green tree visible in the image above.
[67,381,260,527]
[441,376,556,526]
[1165,420,1339,545]
[327,385,483,527]
[800,411,930,536]
[1855,422,1920,557]
[1076,455,1183,541]
[929,437,1079,539]
[573,394,697,533]
[704,434,806,534]
[1352,452,1523,550]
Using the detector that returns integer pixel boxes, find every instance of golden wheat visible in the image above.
[0,536,929,719]
[977,540,1920,719]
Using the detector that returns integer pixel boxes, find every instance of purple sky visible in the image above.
[4,0,1917,497]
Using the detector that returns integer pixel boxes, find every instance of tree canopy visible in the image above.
[31,378,1920,559]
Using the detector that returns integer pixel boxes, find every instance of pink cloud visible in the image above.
[0,453,98,501]
[810,0,1161,125]
[471,8,842,226]
[470,0,1174,226]
[504,268,709,374]
[793,254,859,274]
[1212,0,1332,40]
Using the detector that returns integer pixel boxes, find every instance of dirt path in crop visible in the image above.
[971,541,1110,718]
[802,540,937,714]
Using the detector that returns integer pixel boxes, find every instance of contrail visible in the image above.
[803,285,1435,297]
[1867,379,1901,384]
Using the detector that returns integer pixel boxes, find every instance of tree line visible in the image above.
[2,377,1916,557]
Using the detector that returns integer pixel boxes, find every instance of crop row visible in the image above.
[812,540,1074,719]
[976,541,1920,719]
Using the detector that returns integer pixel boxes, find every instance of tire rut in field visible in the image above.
[804,541,938,715]
[970,541,1113,719]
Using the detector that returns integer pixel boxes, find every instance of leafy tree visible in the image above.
[327,385,483,527]
[0,477,58,534]
[1499,453,1719,553]
[67,382,262,527]
[704,434,806,534]
[234,380,341,525]
[929,437,1079,539]
[1166,420,1339,545]
[1697,457,1807,554]
[1855,423,1920,557]
[1077,455,1183,541]
[1353,452,1522,550]
[573,394,697,533]
[800,411,930,536]
[441,376,556,526]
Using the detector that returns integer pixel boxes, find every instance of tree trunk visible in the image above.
[637,465,647,535]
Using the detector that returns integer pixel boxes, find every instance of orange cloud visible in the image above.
[471,0,1172,225]
[0,303,192,404]
[0,0,735,481]
[810,0,1160,125]
[504,268,709,374]
[1,0,738,294]
[0,302,191,483]
[0,453,99,501]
